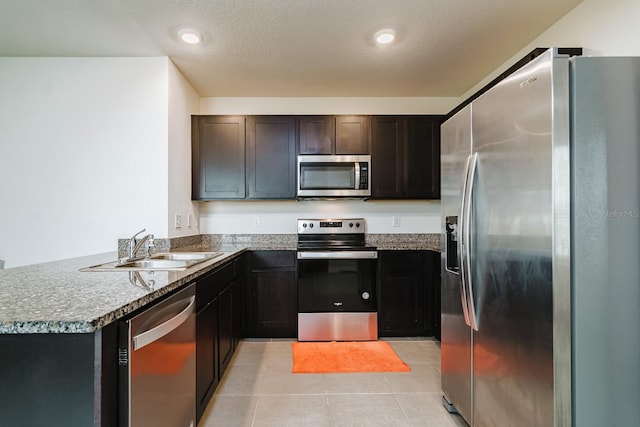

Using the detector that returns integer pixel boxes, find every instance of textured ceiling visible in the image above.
[0,0,582,97]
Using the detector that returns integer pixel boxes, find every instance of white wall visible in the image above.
[168,61,200,238]
[200,97,459,116]
[0,58,169,268]
[462,0,640,100]
[199,199,442,234]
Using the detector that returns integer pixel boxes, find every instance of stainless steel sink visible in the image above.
[81,252,223,271]
[150,252,220,261]
[117,259,192,269]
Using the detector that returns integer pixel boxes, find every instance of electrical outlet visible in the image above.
[392,216,400,227]
[175,214,182,229]
[254,216,261,227]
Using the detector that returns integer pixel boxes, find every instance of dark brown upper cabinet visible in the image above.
[407,116,442,199]
[371,116,406,198]
[297,116,335,154]
[371,115,444,199]
[246,116,296,199]
[297,115,370,155]
[192,116,246,200]
[335,115,370,154]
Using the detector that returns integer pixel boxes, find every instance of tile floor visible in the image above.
[199,338,468,427]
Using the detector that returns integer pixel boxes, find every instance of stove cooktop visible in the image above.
[297,218,370,250]
[297,218,365,235]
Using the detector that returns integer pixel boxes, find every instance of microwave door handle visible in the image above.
[354,162,361,190]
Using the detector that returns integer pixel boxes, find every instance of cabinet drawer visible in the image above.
[232,255,247,278]
[251,251,296,269]
[196,262,234,310]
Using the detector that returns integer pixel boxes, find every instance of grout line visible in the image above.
[393,393,414,426]
[249,395,259,427]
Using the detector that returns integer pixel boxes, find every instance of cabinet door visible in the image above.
[232,255,247,346]
[335,115,370,154]
[218,284,234,377]
[297,116,334,154]
[247,116,296,199]
[378,251,431,336]
[248,251,297,338]
[406,116,443,199]
[196,297,218,422]
[249,270,297,337]
[192,116,245,199]
[371,116,407,198]
[231,276,245,349]
[428,251,441,340]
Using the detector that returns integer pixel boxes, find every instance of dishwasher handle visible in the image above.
[133,295,196,351]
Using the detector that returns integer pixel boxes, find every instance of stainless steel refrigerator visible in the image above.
[440,49,640,427]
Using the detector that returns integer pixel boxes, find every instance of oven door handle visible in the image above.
[297,251,378,260]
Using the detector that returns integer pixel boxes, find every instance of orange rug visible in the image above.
[291,341,411,373]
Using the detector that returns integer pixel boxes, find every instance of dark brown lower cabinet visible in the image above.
[195,256,246,423]
[428,251,442,340]
[0,324,118,426]
[232,267,246,350]
[247,251,297,338]
[217,284,234,375]
[196,292,218,422]
[378,250,436,337]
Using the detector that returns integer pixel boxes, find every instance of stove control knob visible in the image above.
[309,223,314,228]
[355,222,360,228]
[302,223,307,228]
[349,222,354,228]
[361,291,370,300]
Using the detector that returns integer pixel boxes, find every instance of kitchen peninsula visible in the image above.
[0,233,439,426]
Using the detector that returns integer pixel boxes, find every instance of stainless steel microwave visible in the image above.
[297,155,371,197]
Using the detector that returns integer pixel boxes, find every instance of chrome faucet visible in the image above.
[126,229,155,261]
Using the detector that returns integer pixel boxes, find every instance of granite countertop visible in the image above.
[0,233,440,335]
[199,233,441,252]
[367,233,441,251]
[0,247,247,335]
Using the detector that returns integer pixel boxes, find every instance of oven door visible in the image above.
[297,250,378,341]
[297,250,377,313]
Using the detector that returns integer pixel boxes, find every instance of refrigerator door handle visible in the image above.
[463,153,479,331]
[459,155,473,327]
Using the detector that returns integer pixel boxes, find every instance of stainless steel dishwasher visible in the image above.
[118,283,196,427]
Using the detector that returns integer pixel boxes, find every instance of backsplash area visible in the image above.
[198,199,441,235]
[118,233,441,257]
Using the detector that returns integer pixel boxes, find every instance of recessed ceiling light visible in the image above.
[374,29,395,46]
[180,30,201,44]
